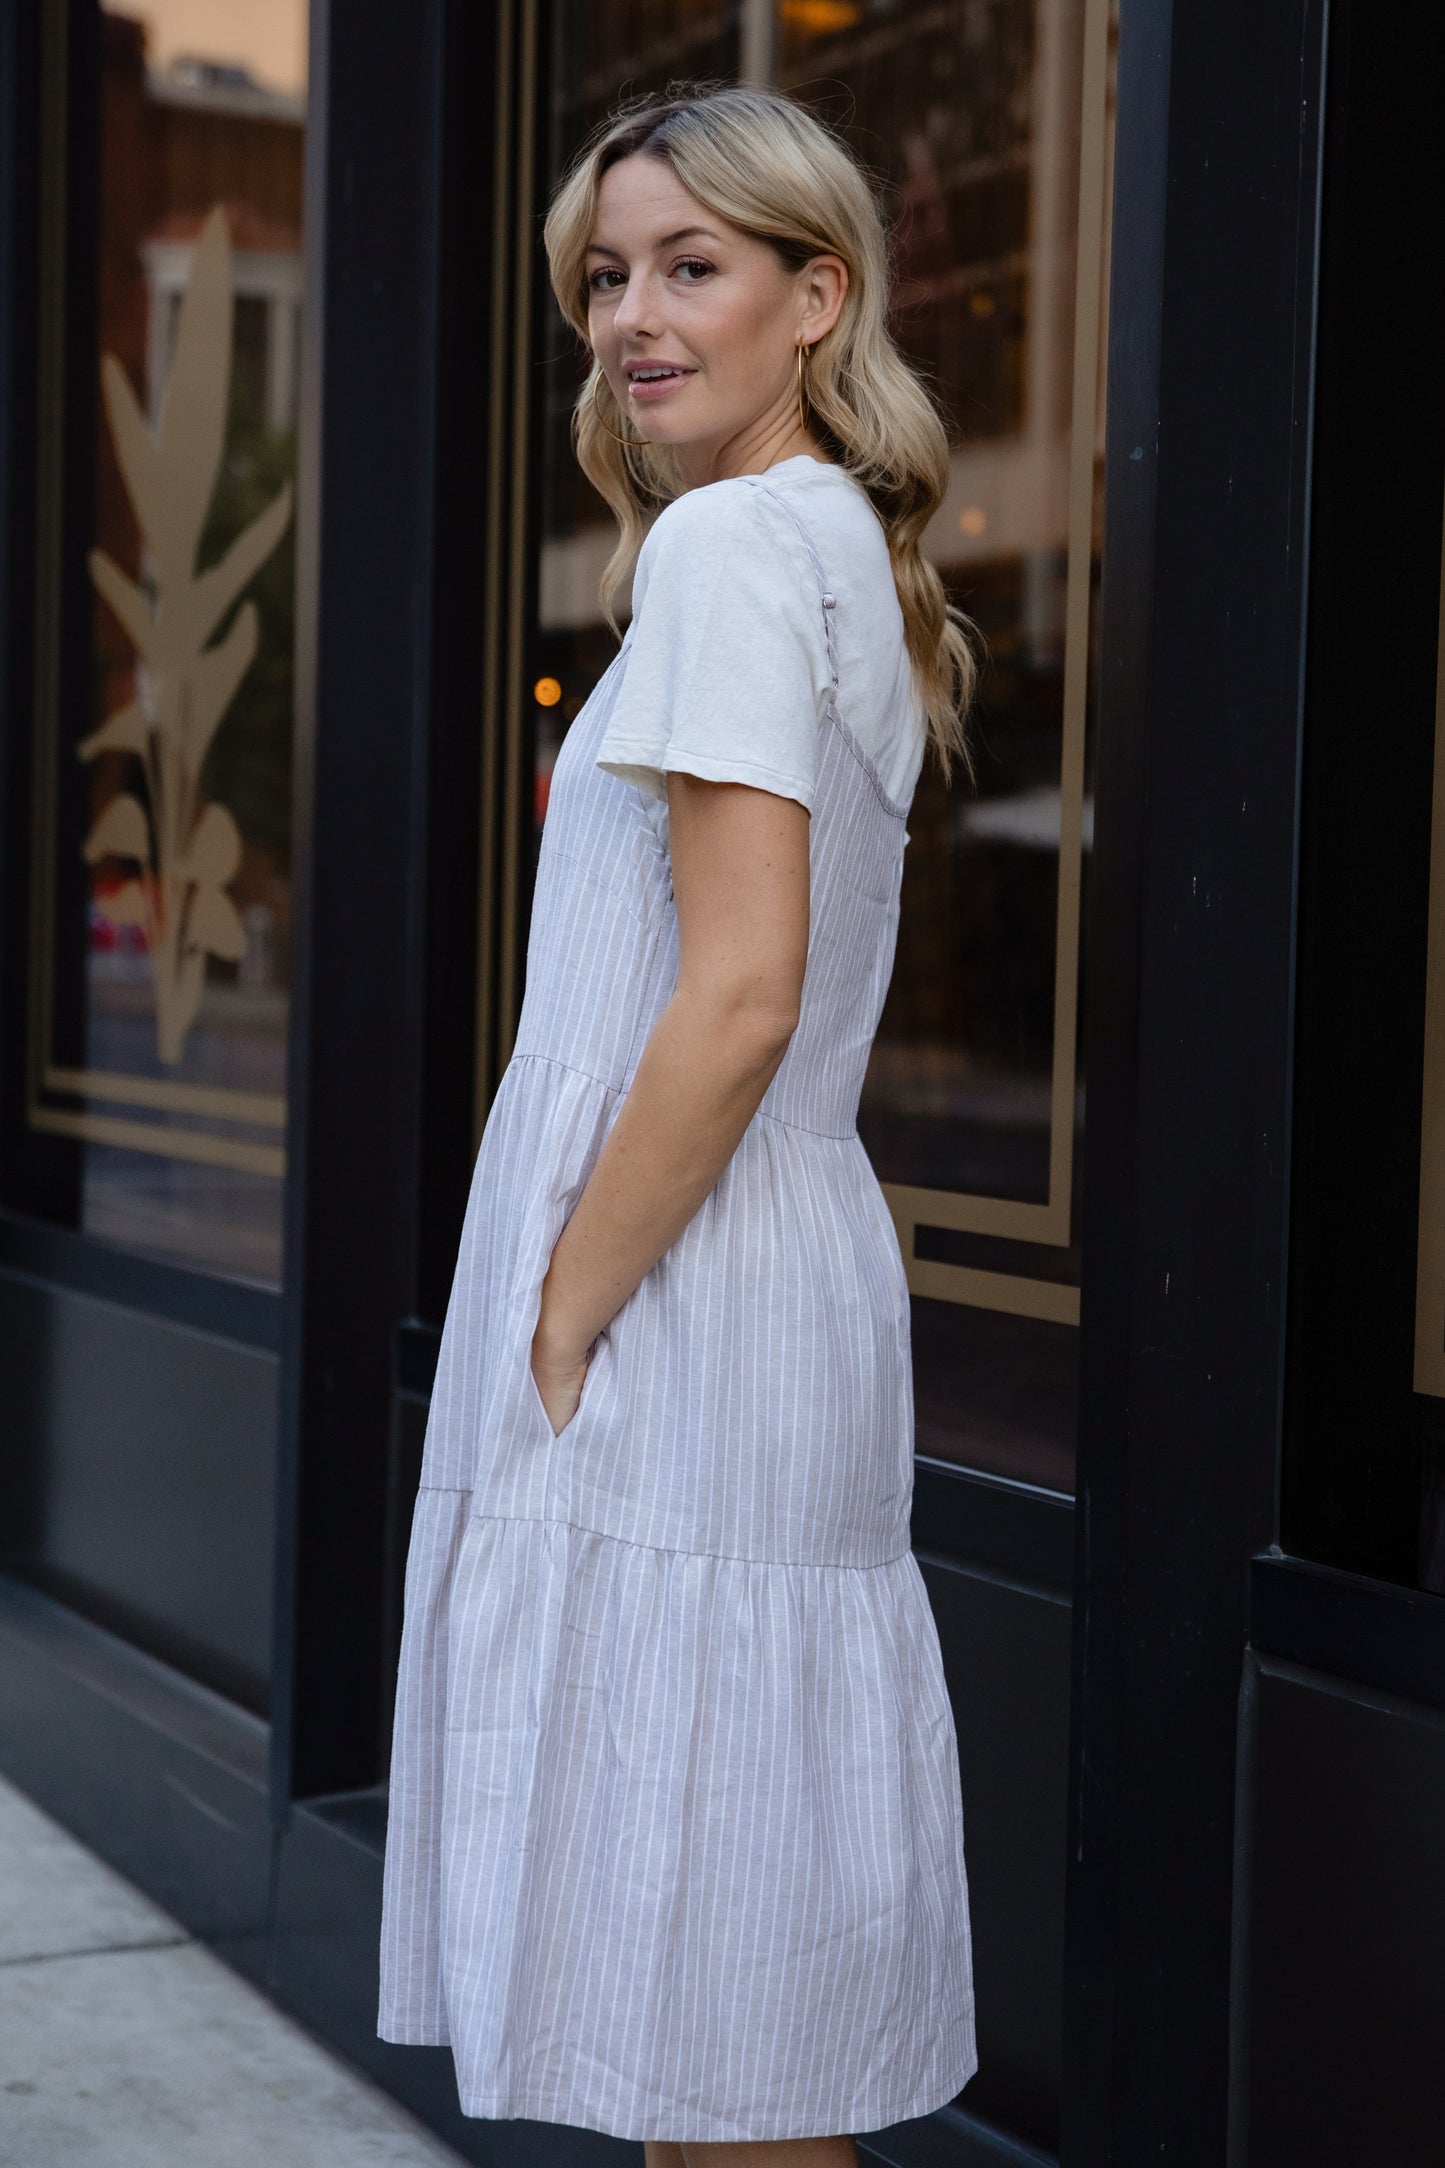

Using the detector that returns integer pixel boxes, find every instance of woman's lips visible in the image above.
[627,369,696,404]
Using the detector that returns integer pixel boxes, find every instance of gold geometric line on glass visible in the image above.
[886,1180,1062,1248]
[81,203,293,1069]
[901,1247,1082,1329]
[1414,477,1445,1397]
[498,0,542,1088]
[28,1102,285,1179]
[473,0,516,1138]
[884,0,1112,1319]
[27,0,72,1135]
[474,0,542,1150]
[39,1065,285,1128]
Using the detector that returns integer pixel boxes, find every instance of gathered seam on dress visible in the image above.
[506,1048,865,1145]
[461,1505,913,1575]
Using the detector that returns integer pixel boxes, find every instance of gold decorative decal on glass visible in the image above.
[861,0,1114,1333]
[82,206,293,1068]
[1415,485,1445,1397]
[28,3,306,1284]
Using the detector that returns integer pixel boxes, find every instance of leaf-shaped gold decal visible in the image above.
[185,603,257,773]
[82,792,151,865]
[188,887,246,963]
[87,552,160,664]
[183,482,293,658]
[153,208,234,579]
[182,802,242,888]
[77,698,151,762]
[100,356,173,579]
[80,203,294,1066]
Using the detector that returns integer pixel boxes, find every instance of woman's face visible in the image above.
[585,154,846,487]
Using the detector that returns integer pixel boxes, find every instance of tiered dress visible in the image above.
[378,465,977,2143]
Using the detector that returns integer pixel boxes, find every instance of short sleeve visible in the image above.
[594,480,833,812]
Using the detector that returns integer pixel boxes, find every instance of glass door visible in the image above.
[496,0,1116,1495]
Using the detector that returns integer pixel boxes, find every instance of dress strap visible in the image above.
[749,480,840,693]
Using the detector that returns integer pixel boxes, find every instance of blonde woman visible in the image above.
[380,82,979,2167]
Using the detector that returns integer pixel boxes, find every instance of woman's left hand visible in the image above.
[530,1337,591,1436]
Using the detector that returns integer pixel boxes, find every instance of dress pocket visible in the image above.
[522,1326,608,1443]
[523,1347,558,1441]
[510,1146,615,1447]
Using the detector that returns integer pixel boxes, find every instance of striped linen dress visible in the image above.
[378,472,977,2142]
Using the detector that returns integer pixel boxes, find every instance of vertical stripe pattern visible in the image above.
[378,478,977,2141]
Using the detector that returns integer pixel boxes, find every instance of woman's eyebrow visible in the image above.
[585,226,723,258]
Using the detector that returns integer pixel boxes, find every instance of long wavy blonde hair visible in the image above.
[542,81,978,786]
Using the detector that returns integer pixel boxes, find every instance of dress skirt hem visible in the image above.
[373,2016,979,2144]
[379,1508,976,2144]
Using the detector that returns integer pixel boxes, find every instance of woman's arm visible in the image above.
[530,770,811,1431]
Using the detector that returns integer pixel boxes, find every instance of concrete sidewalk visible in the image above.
[0,1775,466,2167]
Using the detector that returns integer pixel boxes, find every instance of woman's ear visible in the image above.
[800,255,848,345]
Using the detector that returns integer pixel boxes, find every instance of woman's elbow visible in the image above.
[687,977,801,1072]
[738,995,801,1064]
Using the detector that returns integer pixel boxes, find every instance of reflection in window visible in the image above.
[533,5,739,854]
[28,6,306,1285]
[530,0,1114,1489]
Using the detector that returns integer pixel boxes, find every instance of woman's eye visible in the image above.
[589,255,719,294]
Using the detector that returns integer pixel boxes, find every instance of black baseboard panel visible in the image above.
[0,1573,273,1982]
[1231,1650,1445,2165]
[920,1555,1069,2153]
[862,2105,1056,2167]
[1250,1551,1445,1715]
[0,1267,279,1710]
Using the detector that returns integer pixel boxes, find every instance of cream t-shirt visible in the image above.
[594,455,926,838]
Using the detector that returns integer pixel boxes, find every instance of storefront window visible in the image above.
[26,2,306,1285]
[530,0,1115,1490]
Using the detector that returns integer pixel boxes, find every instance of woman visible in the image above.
[379,81,979,2165]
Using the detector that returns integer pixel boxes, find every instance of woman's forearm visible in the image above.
[534,986,794,1364]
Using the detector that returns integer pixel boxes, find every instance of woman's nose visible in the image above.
[612,270,658,336]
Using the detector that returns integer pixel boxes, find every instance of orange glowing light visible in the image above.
[778,0,862,29]
[533,677,562,707]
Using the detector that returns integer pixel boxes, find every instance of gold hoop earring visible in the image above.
[796,341,811,435]
[587,370,644,450]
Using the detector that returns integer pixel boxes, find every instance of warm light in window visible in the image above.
[778,0,862,30]
[533,676,562,707]
[959,506,988,537]
[969,290,997,319]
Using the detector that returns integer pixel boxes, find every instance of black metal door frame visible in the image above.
[1064,0,1328,2159]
